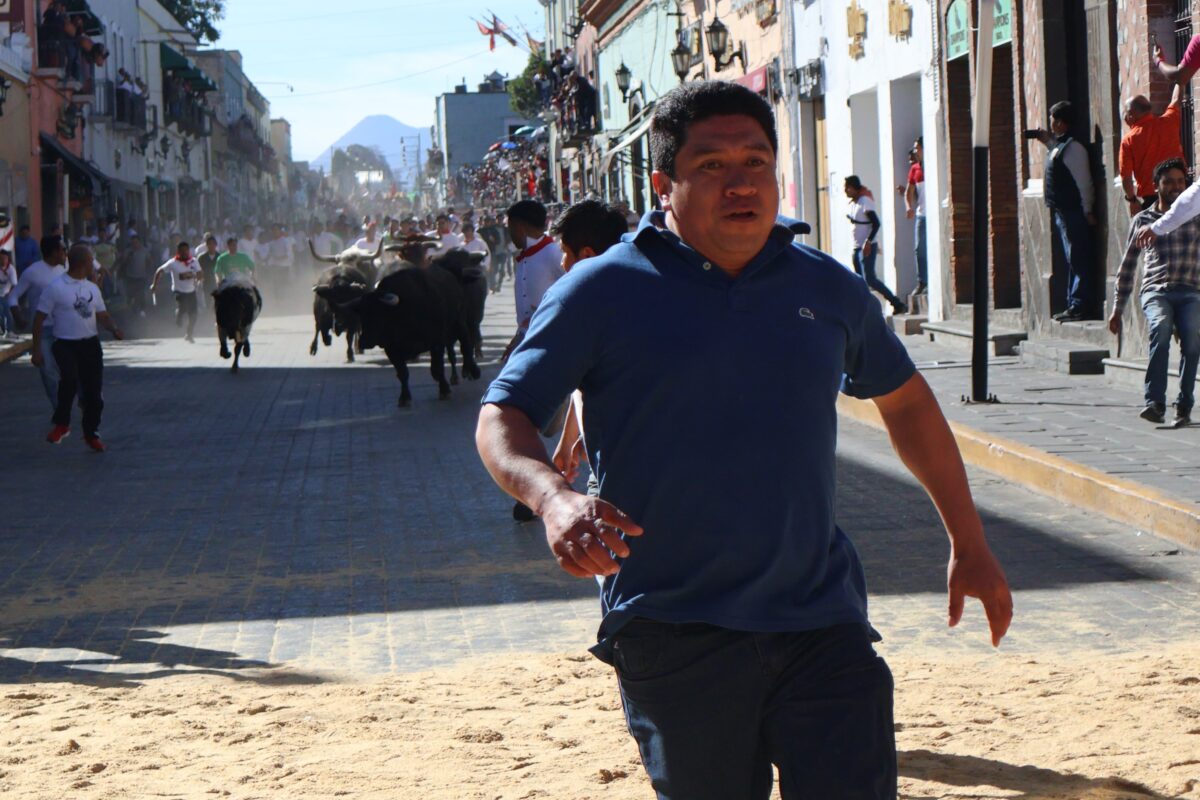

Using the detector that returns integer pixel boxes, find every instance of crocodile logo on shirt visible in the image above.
[798,307,815,320]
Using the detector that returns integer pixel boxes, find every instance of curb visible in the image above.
[0,341,32,366]
[837,395,1200,551]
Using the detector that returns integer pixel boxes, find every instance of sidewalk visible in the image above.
[840,333,1200,550]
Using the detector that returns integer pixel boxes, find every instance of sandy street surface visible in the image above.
[2,646,1199,800]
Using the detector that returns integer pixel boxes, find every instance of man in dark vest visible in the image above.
[1033,101,1097,321]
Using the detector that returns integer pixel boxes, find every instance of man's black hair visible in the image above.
[40,235,64,259]
[650,80,777,179]
[1049,101,1073,124]
[1154,157,1190,185]
[506,199,548,229]
[19,224,30,233]
[177,241,190,251]
[844,175,863,190]
[550,200,629,256]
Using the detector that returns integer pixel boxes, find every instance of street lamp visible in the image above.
[706,16,746,72]
[670,42,691,81]
[615,61,633,102]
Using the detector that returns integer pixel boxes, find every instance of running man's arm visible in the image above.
[1147,181,1200,238]
[871,372,1013,647]
[96,310,123,339]
[149,260,170,291]
[477,403,641,578]
[29,311,47,366]
[1110,219,1145,329]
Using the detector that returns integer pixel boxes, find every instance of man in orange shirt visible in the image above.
[1120,84,1185,216]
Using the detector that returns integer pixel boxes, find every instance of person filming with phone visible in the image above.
[1026,101,1098,322]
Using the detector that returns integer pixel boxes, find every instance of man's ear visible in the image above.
[651,170,673,209]
[578,246,597,260]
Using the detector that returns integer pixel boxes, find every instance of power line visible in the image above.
[266,49,493,98]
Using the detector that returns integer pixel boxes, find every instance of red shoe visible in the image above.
[46,425,70,444]
[84,435,106,452]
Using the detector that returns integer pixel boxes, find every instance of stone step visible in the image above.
[1103,356,1200,392]
[891,314,927,336]
[920,319,1027,356]
[1016,338,1110,375]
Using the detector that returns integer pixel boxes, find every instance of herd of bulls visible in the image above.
[208,239,490,407]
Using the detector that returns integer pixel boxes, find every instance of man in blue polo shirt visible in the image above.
[476,81,1012,799]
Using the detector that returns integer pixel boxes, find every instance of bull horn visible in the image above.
[372,239,385,260]
[308,239,339,264]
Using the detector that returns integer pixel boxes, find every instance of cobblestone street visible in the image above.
[1,296,1197,685]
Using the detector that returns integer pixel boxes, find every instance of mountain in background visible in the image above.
[310,115,431,188]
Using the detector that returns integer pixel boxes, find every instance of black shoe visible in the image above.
[512,502,536,522]
[1054,309,1085,322]
[1173,410,1191,428]
[891,301,908,315]
[1140,403,1166,424]
[913,282,927,295]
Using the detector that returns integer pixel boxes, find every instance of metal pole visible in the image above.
[970,0,996,402]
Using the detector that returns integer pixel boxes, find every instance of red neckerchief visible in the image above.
[519,235,553,261]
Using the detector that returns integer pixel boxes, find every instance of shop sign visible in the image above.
[993,0,1012,46]
[946,0,969,61]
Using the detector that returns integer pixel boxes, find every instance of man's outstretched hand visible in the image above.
[540,489,643,579]
[948,546,1013,647]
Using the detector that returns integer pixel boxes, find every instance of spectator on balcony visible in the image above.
[1120,85,1185,216]
[574,73,598,132]
[535,67,552,107]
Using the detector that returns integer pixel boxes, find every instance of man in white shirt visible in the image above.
[428,214,464,258]
[353,221,379,252]
[845,175,906,315]
[505,201,563,350]
[32,244,123,451]
[10,236,68,407]
[150,241,202,342]
[460,221,491,271]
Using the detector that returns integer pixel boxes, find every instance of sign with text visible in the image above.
[993,0,1012,46]
[946,0,969,60]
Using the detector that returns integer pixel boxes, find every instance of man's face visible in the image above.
[844,181,858,200]
[651,115,779,271]
[1158,169,1189,207]
[914,141,923,161]
[437,218,451,235]
[1050,116,1070,137]
[178,246,191,260]
[507,219,525,249]
[463,227,475,241]
[206,238,217,252]
[51,245,66,264]
[228,240,239,254]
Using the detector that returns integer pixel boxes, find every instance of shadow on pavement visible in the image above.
[0,347,1168,684]
[899,749,1171,799]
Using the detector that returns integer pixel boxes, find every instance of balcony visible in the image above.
[115,87,148,130]
[164,80,211,138]
[35,38,95,92]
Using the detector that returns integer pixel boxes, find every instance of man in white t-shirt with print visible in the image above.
[10,236,68,407]
[845,174,906,315]
[33,244,123,451]
[150,241,201,342]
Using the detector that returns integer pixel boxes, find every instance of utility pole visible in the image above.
[970,0,996,402]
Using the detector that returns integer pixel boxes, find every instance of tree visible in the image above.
[509,52,549,120]
[160,0,225,44]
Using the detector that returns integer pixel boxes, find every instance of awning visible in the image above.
[734,65,770,96]
[600,110,655,174]
[160,43,217,91]
[39,134,106,190]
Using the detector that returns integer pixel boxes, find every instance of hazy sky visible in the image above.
[214,1,541,161]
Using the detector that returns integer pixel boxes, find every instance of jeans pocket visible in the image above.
[612,619,665,680]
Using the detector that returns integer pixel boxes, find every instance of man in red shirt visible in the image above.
[1120,84,1185,216]
[903,138,927,294]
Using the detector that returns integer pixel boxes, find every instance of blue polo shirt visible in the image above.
[482,212,915,643]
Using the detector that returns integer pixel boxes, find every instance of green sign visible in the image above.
[946,0,968,60]
[946,0,1010,60]
[993,0,1012,46]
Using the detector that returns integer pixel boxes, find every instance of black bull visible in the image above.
[212,280,263,372]
[330,249,488,407]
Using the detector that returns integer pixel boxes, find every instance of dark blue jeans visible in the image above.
[1141,287,1200,414]
[853,247,904,310]
[607,620,896,799]
[1051,206,1094,314]
[914,215,928,285]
